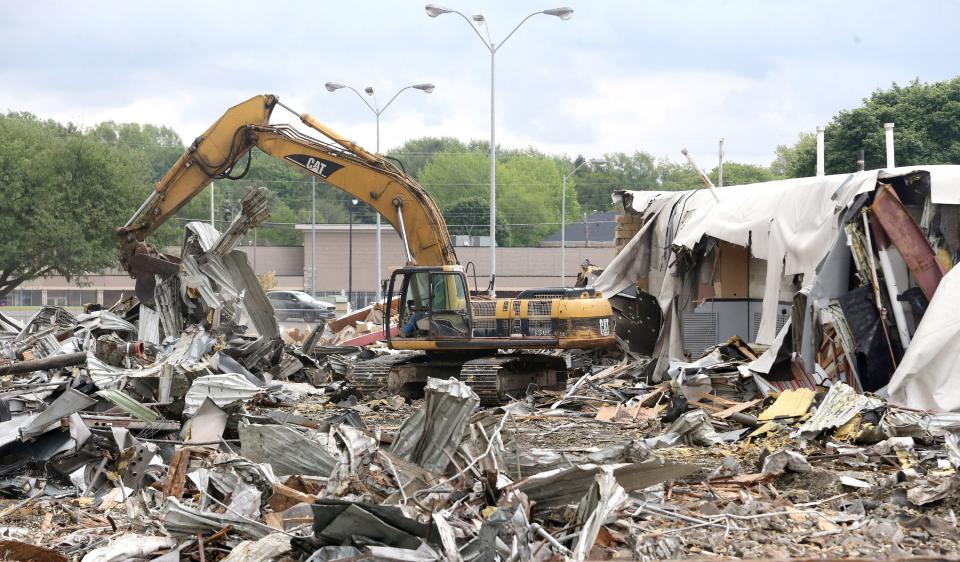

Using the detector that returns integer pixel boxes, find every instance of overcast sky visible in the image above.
[2,1,958,166]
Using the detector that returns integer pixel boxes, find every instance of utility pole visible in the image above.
[816,126,825,176]
[583,212,589,248]
[311,176,317,297]
[210,181,215,228]
[718,138,725,187]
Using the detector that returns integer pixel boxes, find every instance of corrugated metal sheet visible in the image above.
[238,423,338,477]
[139,305,161,345]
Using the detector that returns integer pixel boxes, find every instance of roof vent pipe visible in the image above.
[816,126,825,176]
[884,122,895,169]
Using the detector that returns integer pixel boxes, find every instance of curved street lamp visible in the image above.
[324,82,435,302]
[426,4,573,295]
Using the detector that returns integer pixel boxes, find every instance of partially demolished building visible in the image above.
[595,165,960,410]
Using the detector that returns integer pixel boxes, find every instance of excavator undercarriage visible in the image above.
[350,351,572,406]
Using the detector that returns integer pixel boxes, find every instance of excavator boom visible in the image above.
[118,94,457,279]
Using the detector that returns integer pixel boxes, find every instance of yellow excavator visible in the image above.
[118,94,615,404]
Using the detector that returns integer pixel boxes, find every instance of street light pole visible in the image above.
[348,198,358,309]
[560,158,604,286]
[311,176,316,297]
[426,4,573,296]
[325,82,434,303]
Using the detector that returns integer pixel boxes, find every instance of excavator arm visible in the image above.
[118,94,458,280]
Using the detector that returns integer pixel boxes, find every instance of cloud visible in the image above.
[1,0,958,169]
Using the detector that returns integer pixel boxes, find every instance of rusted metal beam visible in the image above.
[870,184,944,300]
[0,351,86,376]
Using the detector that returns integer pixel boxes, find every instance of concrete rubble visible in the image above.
[7,172,960,560]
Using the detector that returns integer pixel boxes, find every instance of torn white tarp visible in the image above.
[596,171,879,344]
[888,264,960,412]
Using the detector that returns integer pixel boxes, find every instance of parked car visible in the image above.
[266,291,336,322]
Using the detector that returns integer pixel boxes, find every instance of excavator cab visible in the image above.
[387,266,472,341]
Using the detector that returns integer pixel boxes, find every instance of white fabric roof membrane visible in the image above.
[594,166,960,382]
[888,263,960,412]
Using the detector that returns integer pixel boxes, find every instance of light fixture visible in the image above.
[425,3,453,17]
[472,14,485,22]
[589,158,606,167]
[325,82,345,92]
[413,83,435,93]
[542,7,574,19]
[364,86,375,96]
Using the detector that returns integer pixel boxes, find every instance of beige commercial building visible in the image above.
[4,224,615,308]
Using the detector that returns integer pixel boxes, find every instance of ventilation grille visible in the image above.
[682,312,718,357]
[472,300,496,318]
[527,300,552,317]
[511,300,521,335]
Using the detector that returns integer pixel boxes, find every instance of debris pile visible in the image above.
[6,283,960,561]
[7,172,960,559]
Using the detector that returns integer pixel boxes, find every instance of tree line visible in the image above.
[1,77,959,297]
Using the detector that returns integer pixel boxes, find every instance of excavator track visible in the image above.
[350,352,569,406]
[349,353,419,397]
[459,358,509,406]
[460,355,570,406]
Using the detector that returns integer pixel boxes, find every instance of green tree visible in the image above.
[0,113,145,298]
[774,77,960,177]
[656,159,702,190]
[771,133,816,178]
[444,196,510,245]
[572,151,659,210]
[707,162,779,186]
[417,147,571,246]
[387,136,474,178]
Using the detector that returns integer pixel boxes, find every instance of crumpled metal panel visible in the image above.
[183,373,261,415]
[573,469,627,561]
[389,377,479,472]
[238,423,338,477]
[183,221,221,253]
[95,389,159,423]
[17,307,78,341]
[77,310,137,334]
[86,327,214,390]
[797,381,882,438]
[309,499,435,550]
[162,497,271,540]
[181,253,228,312]
[21,388,97,439]
[154,274,184,339]
[520,459,697,509]
[220,533,291,562]
[210,188,271,257]
[138,305,162,345]
[222,250,279,339]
